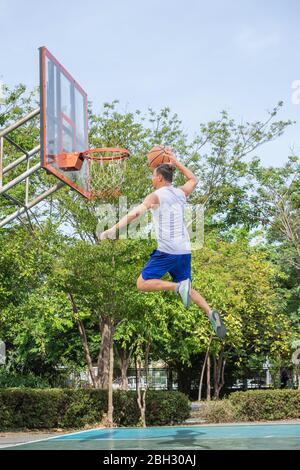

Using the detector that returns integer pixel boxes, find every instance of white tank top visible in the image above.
[151,186,191,254]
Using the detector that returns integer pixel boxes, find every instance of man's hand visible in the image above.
[99,227,116,241]
[165,147,178,166]
[164,146,198,196]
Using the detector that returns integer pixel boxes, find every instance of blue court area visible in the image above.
[4,423,300,450]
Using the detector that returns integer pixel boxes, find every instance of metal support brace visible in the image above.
[0,108,40,138]
[0,162,41,195]
[0,107,66,229]
[0,182,64,228]
[3,145,40,175]
[0,137,3,188]
[0,108,40,190]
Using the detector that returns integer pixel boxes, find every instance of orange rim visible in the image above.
[80,147,129,161]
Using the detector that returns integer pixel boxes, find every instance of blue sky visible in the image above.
[1,0,300,166]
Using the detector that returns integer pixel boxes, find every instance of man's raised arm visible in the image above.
[166,149,198,196]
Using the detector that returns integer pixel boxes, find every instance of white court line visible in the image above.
[1,427,110,449]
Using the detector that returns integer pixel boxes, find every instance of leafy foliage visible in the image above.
[0,84,299,397]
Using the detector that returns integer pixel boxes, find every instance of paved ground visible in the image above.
[0,431,67,449]
[1,420,300,449]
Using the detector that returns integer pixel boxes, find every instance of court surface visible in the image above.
[2,423,300,450]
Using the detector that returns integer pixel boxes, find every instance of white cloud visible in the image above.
[235,28,280,52]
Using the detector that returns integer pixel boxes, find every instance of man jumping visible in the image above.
[100,150,226,339]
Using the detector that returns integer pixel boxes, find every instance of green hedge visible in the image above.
[229,389,300,421]
[0,389,190,430]
[195,390,300,424]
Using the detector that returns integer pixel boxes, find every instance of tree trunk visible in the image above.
[298,373,300,390]
[206,354,211,401]
[97,249,117,390]
[107,323,114,427]
[120,358,129,391]
[97,315,111,389]
[213,347,226,399]
[198,334,213,401]
[135,343,150,428]
[68,292,97,388]
[117,345,133,391]
[136,356,146,427]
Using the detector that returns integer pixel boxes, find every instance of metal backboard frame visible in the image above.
[39,47,90,197]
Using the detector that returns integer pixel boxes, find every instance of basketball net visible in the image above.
[89,157,127,203]
[55,147,129,202]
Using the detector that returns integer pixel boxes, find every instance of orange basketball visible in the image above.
[147,145,170,169]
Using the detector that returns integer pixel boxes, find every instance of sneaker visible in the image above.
[178,279,191,309]
[208,309,227,339]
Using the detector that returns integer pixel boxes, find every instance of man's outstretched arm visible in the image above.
[99,192,159,240]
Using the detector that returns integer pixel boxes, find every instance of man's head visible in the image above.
[151,164,174,189]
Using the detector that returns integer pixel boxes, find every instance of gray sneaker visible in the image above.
[178,279,191,309]
[209,309,227,339]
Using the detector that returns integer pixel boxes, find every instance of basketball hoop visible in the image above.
[81,147,129,161]
[55,147,130,201]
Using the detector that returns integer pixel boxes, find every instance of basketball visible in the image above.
[147,145,171,169]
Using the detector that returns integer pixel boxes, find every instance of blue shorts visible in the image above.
[141,250,192,283]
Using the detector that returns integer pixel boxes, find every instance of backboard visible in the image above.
[39,47,89,197]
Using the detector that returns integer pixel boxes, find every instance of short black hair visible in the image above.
[155,164,174,182]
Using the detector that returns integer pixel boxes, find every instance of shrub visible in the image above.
[0,388,190,430]
[229,389,300,421]
[113,391,140,426]
[59,389,107,428]
[0,389,63,429]
[193,390,300,424]
[199,399,236,423]
[146,390,191,425]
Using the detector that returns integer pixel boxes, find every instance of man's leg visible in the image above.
[137,275,176,292]
[138,276,226,338]
[190,288,226,339]
[190,288,211,316]
[137,275,191,308]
